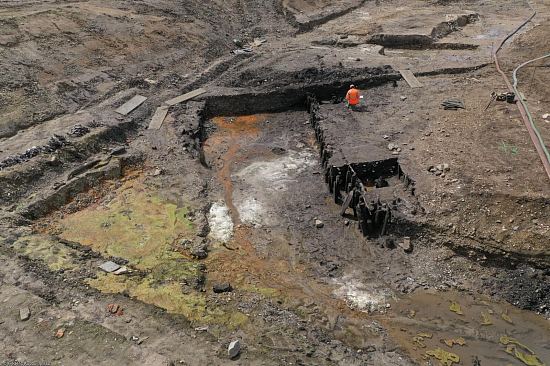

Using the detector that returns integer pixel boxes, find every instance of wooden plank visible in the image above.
[115,95,147,115]
[398,69,422,88]
[164,88,206,106]
[148,105,169,130]
[340,191,354,216]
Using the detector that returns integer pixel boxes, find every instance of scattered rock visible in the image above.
[427,163,450,176]
[68,124,90,137]
[543,113,549,119]
[213,283,233,293]
[228,340,241,359]
[99,261,121,273]
[55,328,65,338]
[315,219,324,228]
[271,147,286,155]
[48,155,60,166]
[110,147,126,156]
[191,242,208,259]
[398,237,413,253]
[152,168,163,176]
[400,96,407,101]
[113,266,129,275]
[387,143,399,151]
[180,239,193,249]
[106,303,124,316]
[19,307,31,321]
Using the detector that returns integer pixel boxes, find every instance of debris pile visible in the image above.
[0,135,67,171]
[441,99,465,110]
[68,124,90,137]
[387,143,401,155]
[427,163,450,176]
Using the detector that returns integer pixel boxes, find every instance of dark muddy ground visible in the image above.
[0,0,549,365]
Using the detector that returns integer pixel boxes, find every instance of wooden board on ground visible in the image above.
[398,69,423,88]
[115,95,147,115]
[148,105,169,130]
[164,88,206,106]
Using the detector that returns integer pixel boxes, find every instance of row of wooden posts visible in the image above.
[306,95,415,238]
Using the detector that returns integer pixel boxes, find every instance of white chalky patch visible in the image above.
[233,150,316,226]
[333,274,394,313]
[207,201,233,243]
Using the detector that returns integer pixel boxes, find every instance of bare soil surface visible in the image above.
[0,0,549,365]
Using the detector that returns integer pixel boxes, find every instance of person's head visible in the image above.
[350,84,355,89]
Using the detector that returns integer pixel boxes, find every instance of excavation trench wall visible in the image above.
[201,73,403,118]
[367,13,479,49]
[0,121,135,207]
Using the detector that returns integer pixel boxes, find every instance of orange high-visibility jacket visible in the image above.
[346,88,360,105]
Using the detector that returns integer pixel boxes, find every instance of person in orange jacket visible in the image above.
[345,84,361,110]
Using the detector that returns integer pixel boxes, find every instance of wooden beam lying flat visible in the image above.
[398,69,422,88]
[115,95,147,115]
[148,105,169,130]
[164,88,206,106]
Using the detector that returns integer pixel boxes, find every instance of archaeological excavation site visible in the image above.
[1,0,549,365]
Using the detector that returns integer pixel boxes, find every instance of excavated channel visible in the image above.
[199,100,550,365]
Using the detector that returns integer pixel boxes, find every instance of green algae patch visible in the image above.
[88,273,248,328]
[11,234,79,271]
[62,179,248,328]
[58,180,193,271]
[242,285,280,298]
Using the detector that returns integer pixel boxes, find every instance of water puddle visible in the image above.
[382,290,550,365]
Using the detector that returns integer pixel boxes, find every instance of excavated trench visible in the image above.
[196,90,550,365]
[4,71,549,365]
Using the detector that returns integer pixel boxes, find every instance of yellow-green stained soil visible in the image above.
[58,179,193,270]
